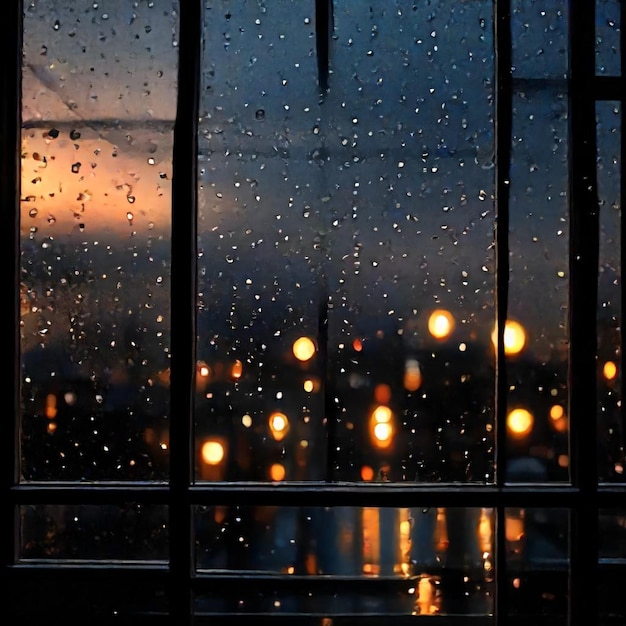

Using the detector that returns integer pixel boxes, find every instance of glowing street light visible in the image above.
[507,408,534,438]
[201,440,225,465]
[491,320,527,355]
[269,411,290,441]
[603,360,618,381]
[292,336,316,361]
[370,404,394,449]
[427,309,455,339]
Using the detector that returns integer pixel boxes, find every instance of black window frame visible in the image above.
[2,0,625,624]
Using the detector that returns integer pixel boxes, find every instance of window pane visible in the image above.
[596,0,622,76]
[507,86,569,482]
[596,101,623,483]
[197,0,496,483]
[20,1,178,480]
[506,507,569,621]
[598,511,626,623]
[20,504,169,561]
[195,505,494,616]
[511,0,568,79]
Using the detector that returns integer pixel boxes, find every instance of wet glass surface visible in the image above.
[196,0,496,483]
[20,0,178,480]
[596,0,622,76]
[507,85,569,481]
[596,101,623,483]
[20,503,169,561]
[195,505,494,615]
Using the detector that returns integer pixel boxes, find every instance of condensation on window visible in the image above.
[596,101,623,483]
[196,0,496,483]
[20,0,179,480]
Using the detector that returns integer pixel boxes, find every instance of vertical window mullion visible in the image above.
[2,0,22,577]
[569,1,600,625]
[495,0,512,623]
[170,0,202,622]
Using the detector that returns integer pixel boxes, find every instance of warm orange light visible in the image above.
[491,320,527,355]
[292,336,316,361]
[201,440,225,465]
[374,383,392,404]
[303,379,314,392]
[373,421,393,447]
[45,393,57,419]
[403,359,422,391]
[370,404,394,448]
[507,408,534,438]
[372,405,393,423]
[269,411,289,441]
[197,362,211,378]
[352,338,363,352]
[549,404,564,420]
[361,465,375,481]
[231,359,243,379]
[269,463,286,481]
[603,360,618,381]
[427,309,455,339]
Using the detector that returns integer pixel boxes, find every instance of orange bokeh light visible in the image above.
[427,309,455,339]
[292,336,316,361]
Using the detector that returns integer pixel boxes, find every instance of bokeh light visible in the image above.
[269,411,289,441]
[507,408,534,438]
[201,440,225,465]
[603,360,618,380]
[491,320,527,355]
[292,336,316,361]
[427,309,455,339]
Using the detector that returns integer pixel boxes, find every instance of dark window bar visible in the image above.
[494,0,512,624]
[169,0,202,624]
[3,0,626,624]
[568,1,600,625]
[3,0,23,576]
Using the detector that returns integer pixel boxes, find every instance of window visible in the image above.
[4,1,625,624]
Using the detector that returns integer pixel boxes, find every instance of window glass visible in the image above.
[20,503,169,561]
[195,505,494,616]
[506,507,569,621]
[511,0,568,79]
[20,0,178,480]
[596,101,623,483]
[596,0,622,76]
[507,1,570,484]
[196,0,496,483]
[507,88,569,481]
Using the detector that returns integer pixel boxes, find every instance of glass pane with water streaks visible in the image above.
[196,0,496,483]
[596,101,623,483]
[195,505,494,616]
[20,1,178,480]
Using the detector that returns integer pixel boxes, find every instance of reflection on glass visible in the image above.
[197,0,496,482]
[195,505,494,615]
[596,102,623,482]
[20,1,178,480]
[507,86,569,482]
[20,504,169,561]
[596,0,622,76]
[506,508,569,620]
